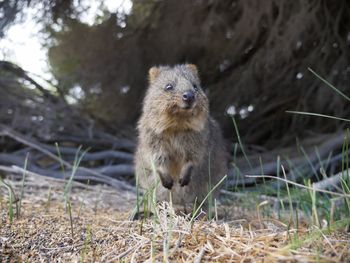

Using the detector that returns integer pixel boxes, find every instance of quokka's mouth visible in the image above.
[181,104,193,110]
[169,103,197,115]
[180,101,196,110]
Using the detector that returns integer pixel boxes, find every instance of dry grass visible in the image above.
[0,175,349,262]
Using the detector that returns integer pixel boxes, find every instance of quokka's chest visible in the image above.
[164,136,186,155]
[161,132,206,160]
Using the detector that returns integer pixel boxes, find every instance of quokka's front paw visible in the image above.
[158,171,174,189]
[179,176,190,187]
[179,163,193,187]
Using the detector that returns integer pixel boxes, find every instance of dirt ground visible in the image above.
[1,174,350,262]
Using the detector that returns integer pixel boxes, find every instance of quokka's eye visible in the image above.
[164,83,173,91]
[193,84,199,91]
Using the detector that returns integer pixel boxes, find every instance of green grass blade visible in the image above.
[232,117,252,169]
[19,153,29,217]
[64,146,89,205]
[55,142,66,179]
[286,111,350,122]
[0,178,15,223]
[208,151,213,220]
[190,175,227,225]
[281,165,294,224]
[308,68,350,102]
[67,201,74,239]
[299,146,319,181]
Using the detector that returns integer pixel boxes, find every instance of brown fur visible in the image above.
[135,64,228,206]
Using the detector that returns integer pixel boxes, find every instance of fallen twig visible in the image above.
[0,126,135,191]
[245,174,350,198]
[313,169,350,190]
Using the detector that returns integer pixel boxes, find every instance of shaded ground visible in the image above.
[0,175,349,262]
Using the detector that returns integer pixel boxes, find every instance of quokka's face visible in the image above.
[146,64,209,117]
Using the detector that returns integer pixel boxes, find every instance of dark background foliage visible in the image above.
[1,0,350,149]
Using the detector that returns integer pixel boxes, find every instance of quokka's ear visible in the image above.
[148,67,161,83]
[186,64,199,77]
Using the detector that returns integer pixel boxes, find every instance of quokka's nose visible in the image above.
[182,90,195,104]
